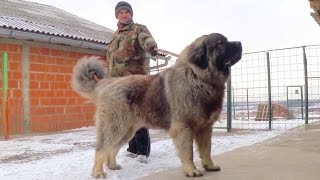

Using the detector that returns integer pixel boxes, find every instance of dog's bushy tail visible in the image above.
[71,56,107,99]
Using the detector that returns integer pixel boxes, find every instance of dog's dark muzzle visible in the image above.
[225,41,242,67]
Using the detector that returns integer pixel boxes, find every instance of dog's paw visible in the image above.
[204,164,221,171]
[91,171,106,179]
[108,164,122,170]
[185,169,203,177]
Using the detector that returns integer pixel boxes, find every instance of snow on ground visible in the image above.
[215,118,319,130]
[0,122,304,180]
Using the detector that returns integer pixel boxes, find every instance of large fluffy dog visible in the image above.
[72,33,242,178]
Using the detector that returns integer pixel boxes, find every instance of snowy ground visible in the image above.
[0,122,306,180]
[215,118,319,130]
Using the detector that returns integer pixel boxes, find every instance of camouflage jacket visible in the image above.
[107,22,157,77]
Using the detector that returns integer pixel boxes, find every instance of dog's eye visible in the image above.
[209,41,226,52]
[216,41,225,47]
[213,42,225,51]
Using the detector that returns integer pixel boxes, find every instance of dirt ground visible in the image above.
[140,121,320,180]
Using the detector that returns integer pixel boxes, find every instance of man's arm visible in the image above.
[137,25,158,56]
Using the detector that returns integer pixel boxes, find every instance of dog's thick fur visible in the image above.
[72,33,242,178]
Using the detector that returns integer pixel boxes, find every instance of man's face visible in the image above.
[117,9,132,24]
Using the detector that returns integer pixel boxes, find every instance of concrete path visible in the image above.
[140,121,320,180]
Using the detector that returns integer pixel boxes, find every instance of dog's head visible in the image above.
[182,33,242,78]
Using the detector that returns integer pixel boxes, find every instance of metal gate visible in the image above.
[286,86,303,120]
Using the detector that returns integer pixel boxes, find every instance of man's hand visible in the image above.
[148,45,158,56]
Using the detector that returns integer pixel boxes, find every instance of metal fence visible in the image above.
[151,45,320,130]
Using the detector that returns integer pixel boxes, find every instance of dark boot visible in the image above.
[127,128,150,157]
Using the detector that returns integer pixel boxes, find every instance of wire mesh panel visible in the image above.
[226,52,271,129]
[305,45,320,122]
[147,45,320,130]
[229,46,320,130]
[308,78,320,120]
[267,48,306,129]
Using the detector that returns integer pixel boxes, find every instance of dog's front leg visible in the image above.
[195,125,221,172]
[170,124,203,177]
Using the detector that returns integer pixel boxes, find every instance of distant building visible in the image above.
[309,0,320,26]
[0,0,114,135]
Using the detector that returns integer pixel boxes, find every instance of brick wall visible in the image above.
[0,39,106,135]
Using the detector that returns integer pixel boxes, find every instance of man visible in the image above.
[106,1,158,163]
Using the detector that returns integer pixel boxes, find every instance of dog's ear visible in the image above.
[189,43,208,69]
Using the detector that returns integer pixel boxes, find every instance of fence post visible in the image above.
[300,86,304,120]
[232,90,235,119]
[22,45,31,134]
[302,46,309,124]
[227,73,232,132]
[2,52,9,139]
[266,52,272,129]
[286,86,289,120]
[247,88,249,120]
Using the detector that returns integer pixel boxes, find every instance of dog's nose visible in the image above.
[235,41,242,47]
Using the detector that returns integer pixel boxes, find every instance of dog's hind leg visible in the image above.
[92,119,108,178]
[195,125,220,172]
[170,123,203,177]
[106,146,122,170]
[106,125,136,170]
[92,149,106,179]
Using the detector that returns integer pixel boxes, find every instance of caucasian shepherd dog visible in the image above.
[72,33,242,178]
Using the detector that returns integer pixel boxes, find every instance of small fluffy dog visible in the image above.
[72,33,242,178]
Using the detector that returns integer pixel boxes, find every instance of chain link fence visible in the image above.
[225,45,320,130]
[151,45,320,130]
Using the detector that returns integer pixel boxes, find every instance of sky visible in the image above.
[27,0,319,55]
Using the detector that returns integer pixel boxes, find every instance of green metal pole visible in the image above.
[247,88,249,120]
[300,86,303,120]
[266,52,272,129]
[232,90,235,119]
[227,71,232,132]
[286,86,289,120]
[2,52,9,139]
[302,47,309,124]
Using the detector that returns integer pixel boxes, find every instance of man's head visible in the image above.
[115,1,133,23]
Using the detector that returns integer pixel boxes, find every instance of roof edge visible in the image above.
[0,28,107,51]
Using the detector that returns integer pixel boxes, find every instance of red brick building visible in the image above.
[0,0,114,135]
